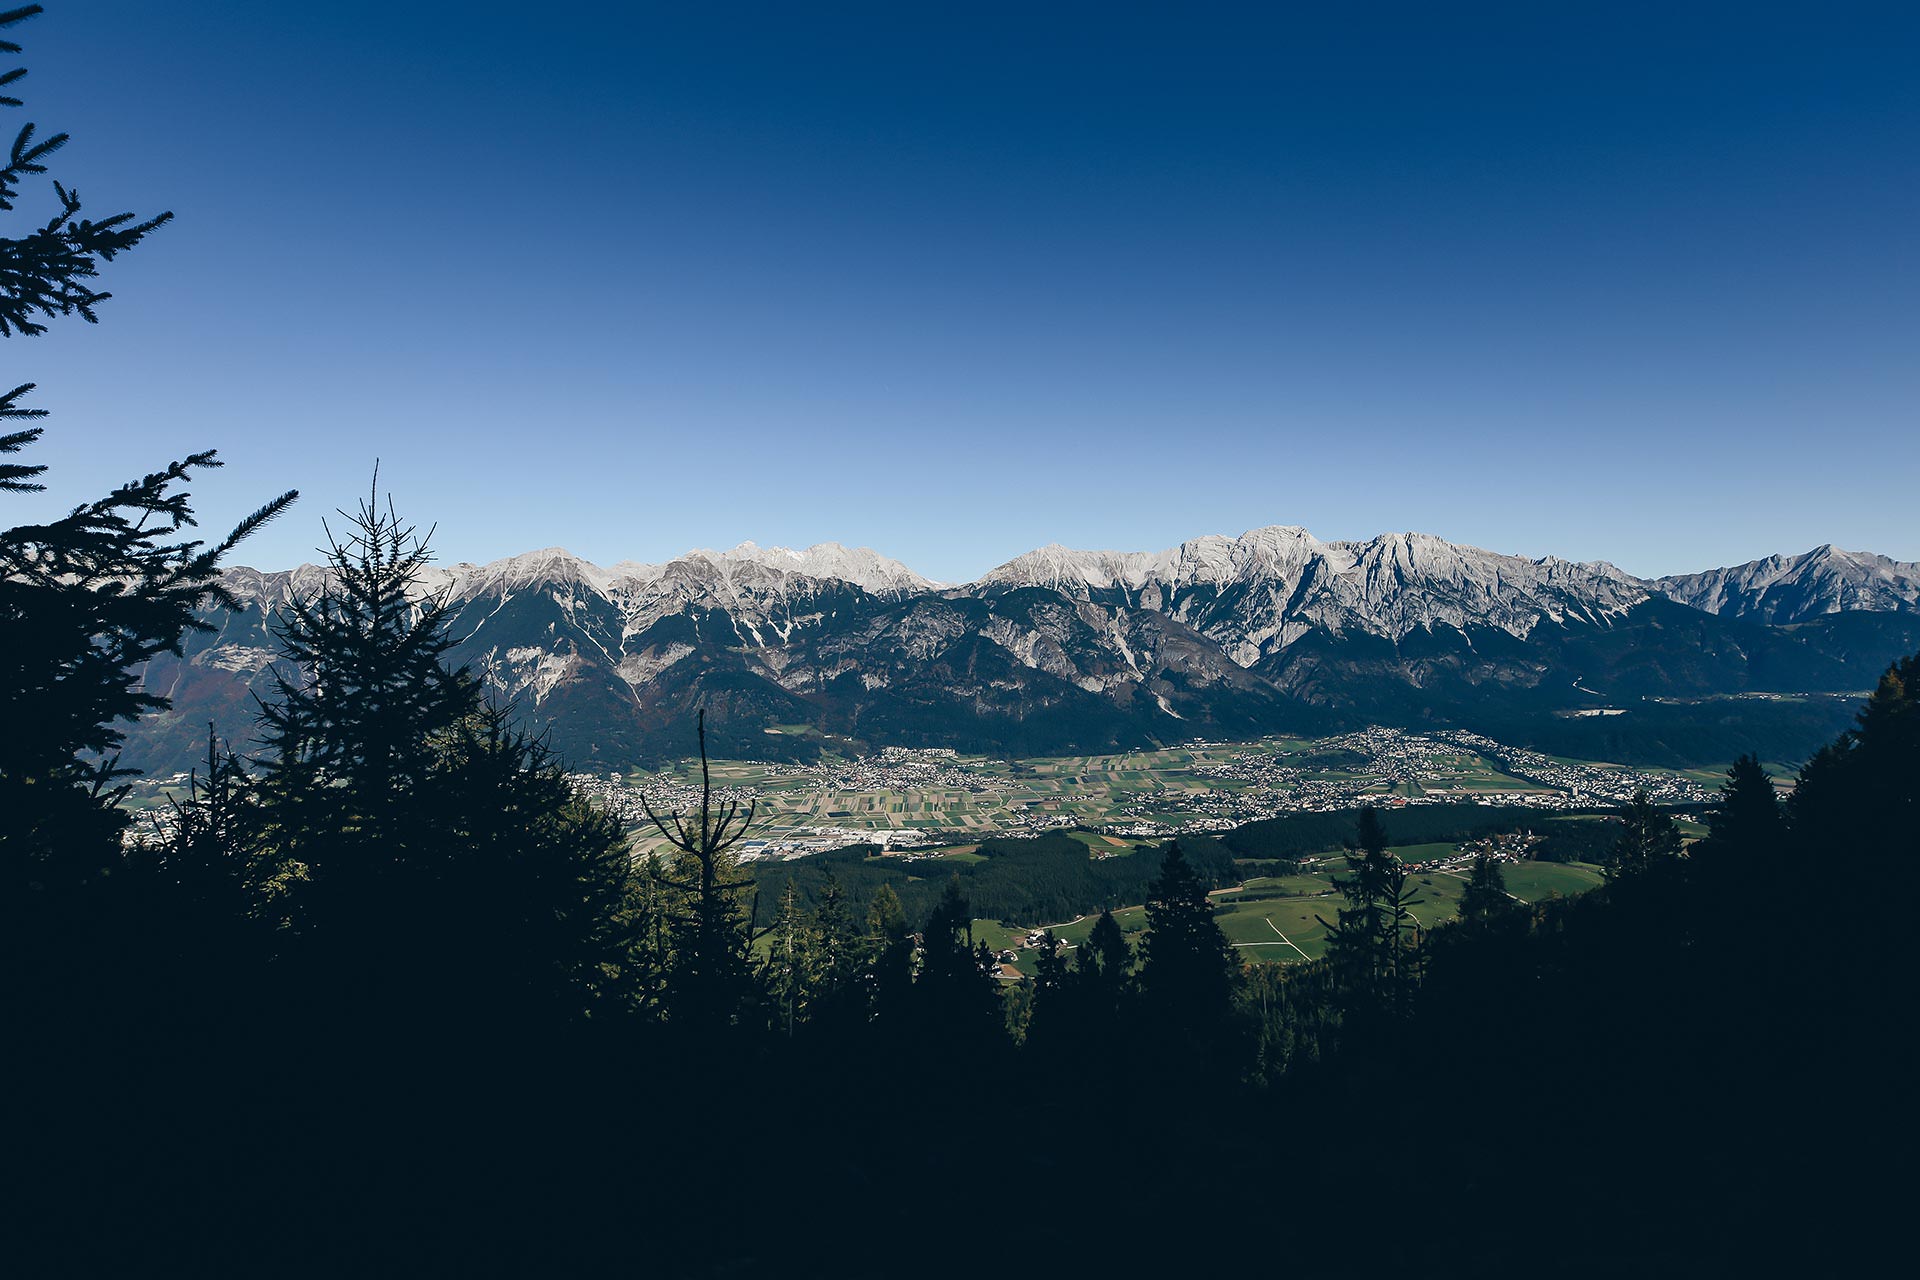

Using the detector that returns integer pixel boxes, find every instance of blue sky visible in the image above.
[10,1,1917,581]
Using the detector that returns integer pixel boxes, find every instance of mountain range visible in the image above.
[125,531,1920,775]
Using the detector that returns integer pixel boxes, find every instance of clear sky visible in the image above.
[10,1,1917,581]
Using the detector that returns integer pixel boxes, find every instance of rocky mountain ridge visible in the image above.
[1655,545,1920,624]
[124,526,1920,775]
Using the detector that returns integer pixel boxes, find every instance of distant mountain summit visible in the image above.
[222,540,932,613]
[688,541,940,597]
[1656,546,1920,624]
[982,525,1646,662]
[124,525,1920,776]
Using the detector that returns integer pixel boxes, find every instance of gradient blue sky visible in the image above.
[11,1,1917,581]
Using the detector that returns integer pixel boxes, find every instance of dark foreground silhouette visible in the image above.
[10,486,1914,1274]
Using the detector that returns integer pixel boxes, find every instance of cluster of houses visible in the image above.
[1436,730,1712,806]
[1396,831,1542,875]
[563,724,1709,867]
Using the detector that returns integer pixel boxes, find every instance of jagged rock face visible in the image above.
[1656,546,1920,624]
[981,526,1648,662]
[118,528,1920,774]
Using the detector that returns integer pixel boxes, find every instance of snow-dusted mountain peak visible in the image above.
[981,525,1332,594]
[463,546,614,594]
[1657,545,1920,623]
[695,540,938,596]
[980,524,1650,653]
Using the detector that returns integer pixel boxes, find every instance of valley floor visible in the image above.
[576,727,1717,859]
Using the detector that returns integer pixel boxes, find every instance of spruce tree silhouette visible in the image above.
[1075,905,1136,1043]
[251,482,476,1029]
[0,2,294,1036]
[1604,789,1684,880]
[784,867,868,1040]
[861,879,915,1031]
[1138,839,1241,1076]
[1692,754,1784,899]
[121,725,284,1032]
[1025,925,1072,1035]
[906,876,1004,1057]
[424,701,653,1029]
[640,708,765,1035]
[247,483,655,1044]
[1790,653,1919,870]
[1784,651,1920,1035]
[154,726,274,899]
[1027,906,1135,1076]
[1318,806,1420,1010]
[1456,851,1518,931]
[1791,660,1918,1064]
[761,879,821,1037]
[810,870,860,999]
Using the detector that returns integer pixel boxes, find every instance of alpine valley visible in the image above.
[126,529,1920,776]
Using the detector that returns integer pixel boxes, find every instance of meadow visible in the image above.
[970,848,1607,972]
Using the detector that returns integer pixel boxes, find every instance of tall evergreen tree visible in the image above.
[1605,791,1683,880]
[251,487,476,1009]
[1023,927,1076,1056]
[1694,755,1783,877]
[799,870,866,1034]
[1078,907,1133,995]
[863,881,914,1026]
[1786,651,1920,982]
[0,3,294,1023]
[1790,655,1920,870]
[1028,906,1136,1069]
[908,877,1003,1049]
[424,703,652,1026]
[1457,853,1516,930]
[1318,807,1420,1008]
[762,880,821,1037]
[250,490,649,1031]
[812,870,860,992]
[1139,839,1241,1068]
[641,709,763,1035]
[1028,927,1070,1006]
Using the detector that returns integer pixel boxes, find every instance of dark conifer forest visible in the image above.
[4,7,1914,1276]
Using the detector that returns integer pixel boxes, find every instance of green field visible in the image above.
[980,857,1607,974]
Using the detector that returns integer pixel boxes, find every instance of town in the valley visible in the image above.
[570,727,1714,862]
